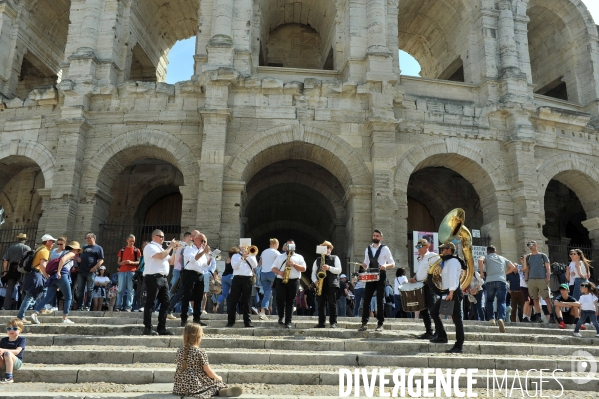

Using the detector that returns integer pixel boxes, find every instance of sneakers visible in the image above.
[201,310,208,317]
[535,317,544,324]
[580,325,587,331]
[138,307,144,312]
[62,318,74,324]
[0,377,13,383]
[219,386,242,397]
[573,332,582,337]
[558,321,567,329]
[166,313,178,320]
[30,313,40,324]
[498,319,505,333]
[19,318,31,325]
[40,309,52,315]
[375,325,383,332]
[489,319,496,327]
[358,324,368,332]
[258,313,268,320]
[251,307,259,315]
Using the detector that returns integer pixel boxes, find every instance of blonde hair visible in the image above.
[181,323,203,371]
[7,318,23,331]
[270,238,279,246]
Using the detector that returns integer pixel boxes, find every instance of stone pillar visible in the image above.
[0,1,17,97]
[219,181,245,251]
[43,118,91,238]
[232,0,252,75]
[343,185,373,263]
[35,188,52,241]
[497,0,519,73]
[194,0,213,76]
[365,0,395,83]
[206,0,235,68]
[582,218,599,248]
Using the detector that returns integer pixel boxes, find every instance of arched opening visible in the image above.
[398,0,471,82]
[11,0,70,99]
[127,0,199,82]
[527,0,591,103]
[243,159,346,269]
[399,50,421,77]
[258,0,336,70]
[165,38,197,83]
[0,155,46,255]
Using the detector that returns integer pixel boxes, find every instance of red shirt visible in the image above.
[118,246,141,272]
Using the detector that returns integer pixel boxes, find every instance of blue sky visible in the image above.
[166,1,599,83]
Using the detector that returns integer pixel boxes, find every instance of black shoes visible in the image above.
[193,319,208,326]
[330,323,338,329]
[278,318,284,325]
[430,335,449,344]
[245,323,255,328]
[418,332,435,340]
[225,323,235,328]
[285,323,292,329]
[142,328,158,336]
[358,324,368,332]
[180,320,187,327]
[158,329,174,336]
[375,324,383,332]
[314,324,326,328]
[447,346,463,353]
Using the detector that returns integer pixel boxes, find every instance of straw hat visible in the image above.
[16,233,27,240]
[65,241,83,252]
[319,240,334,250]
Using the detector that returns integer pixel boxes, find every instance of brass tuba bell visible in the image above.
[427,208,474,293]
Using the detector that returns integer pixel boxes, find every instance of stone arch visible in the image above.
[83,129,199,194]
[395,138,507,225]
[225,125,371,190]
[0,140,54,189]
[246,220,328,246]
[537,154,599,221]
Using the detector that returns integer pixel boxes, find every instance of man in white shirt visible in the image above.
[271,239,306,328]
[258,238,281,320]
[166,231,192,320]
[358,230,395,332]
[429,242,464,353]
[142,229,178,336]
[409,238,439,339]
[181,232,210,327]
[311,240,342,328]
[226,243,259,328]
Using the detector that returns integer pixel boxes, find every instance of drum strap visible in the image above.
[368,244,385,269]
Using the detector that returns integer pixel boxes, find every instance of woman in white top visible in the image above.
[92,266,110,311]
[573,282,599,337]
[393,268,410,318]
[569,249,592,300]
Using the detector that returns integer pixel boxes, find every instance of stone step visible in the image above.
[10,365,598,392]
[20,347,589,372]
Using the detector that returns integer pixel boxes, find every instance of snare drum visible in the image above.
[357,268,380,282]
[398,282,426,312]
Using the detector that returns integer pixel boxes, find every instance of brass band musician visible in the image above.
[271,239,306,329]
[311,241,342,328]
[226,243,258,328]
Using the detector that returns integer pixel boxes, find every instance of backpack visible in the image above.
[551,262,567,275]
[45,252,67,275]
[17,248,41,274]
[549,274,561,294]
[118,247,139,262]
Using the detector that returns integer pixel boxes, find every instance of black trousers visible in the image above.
[317,286,338,325]
[276,278,299,324]
[228,275,252,325]
[181,270,204,323]
[431,290,464,348]
[420,284,437,334]
[143,274,169,331]
[362,280,385,325]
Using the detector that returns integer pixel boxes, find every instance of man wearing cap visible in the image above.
[553,283,581,329]
[17,234,55,323]
[271,239,306,329]
[75,233,105,311]
[522,240,553,323]
[311,241,342,328]
[478,245,516,333]
[359,229,395,332]
[408,238,439,339]
[1,233,30,310]
[430,242,465,353]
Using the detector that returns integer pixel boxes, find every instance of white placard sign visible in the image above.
[239,238,251,247]
[316,245,328,254]
[472,245,487,260]
[472,229,481,238]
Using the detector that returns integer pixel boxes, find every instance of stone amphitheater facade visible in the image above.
[1,0,599,268]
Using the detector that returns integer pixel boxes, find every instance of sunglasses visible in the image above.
[569,252,577,255]
[154,235,164,239]
[6,327,19,331]
[415,245,424,249]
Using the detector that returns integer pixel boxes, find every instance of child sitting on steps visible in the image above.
[173,323,242,398]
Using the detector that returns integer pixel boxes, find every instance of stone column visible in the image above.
[206,0,235,68]
[365,0,395,83]
[232,0,252,75]
[35,188,52,241]
[497,0,519,73]
[0,1,17,97]
[343,185,373,263]
[219,181,245,251]
[582,218,599,248]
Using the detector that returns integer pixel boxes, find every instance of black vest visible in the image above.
[359,244,386,283]
[317,255,339,288]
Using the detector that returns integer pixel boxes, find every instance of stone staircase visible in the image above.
[1,311,598,398]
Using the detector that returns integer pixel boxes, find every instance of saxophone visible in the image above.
[282,247,294,284]
[316,253,327,296]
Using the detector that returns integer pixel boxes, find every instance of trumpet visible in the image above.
[316,253,326,296]
[240,245,259,256]
[164,240,179,249]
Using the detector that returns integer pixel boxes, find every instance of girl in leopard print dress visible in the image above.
[173,323,242,398]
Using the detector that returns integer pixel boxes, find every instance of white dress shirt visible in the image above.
[441,257,462,291]
[143,241,170,276]
[363,244,395,268]
[183,245,209,274]
[272,252,306,280]
[310,255,342,283]
[415,251,440,282]
[394,275,408,295]
[231,253,258,276]
[260,248,281,271]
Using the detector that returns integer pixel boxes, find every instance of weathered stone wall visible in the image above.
[264,24,322,69]
[0,0,599,268]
